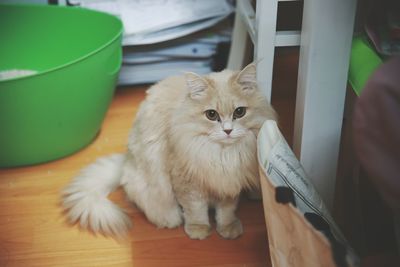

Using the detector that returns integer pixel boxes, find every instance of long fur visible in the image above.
[62,64,276,239]
[62,154,131,236]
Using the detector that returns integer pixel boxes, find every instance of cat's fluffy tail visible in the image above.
[62,153,131,237]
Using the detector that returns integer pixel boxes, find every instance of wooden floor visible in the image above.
[0,49,298,267]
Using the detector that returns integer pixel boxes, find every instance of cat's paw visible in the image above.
[184,224,211,240]
[217,219,243,239]
[163,208,183,228]
[147,207,183,229]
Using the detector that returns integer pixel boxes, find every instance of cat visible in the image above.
[62,63,277,240]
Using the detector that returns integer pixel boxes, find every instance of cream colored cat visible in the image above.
[62,63,276,240]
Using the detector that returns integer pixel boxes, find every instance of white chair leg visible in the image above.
[293,0,357,210]
[227,8,248,71]
[254,0,279,103]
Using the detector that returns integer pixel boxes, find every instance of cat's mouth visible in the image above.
[209,132,244,145]
[219,137,238,145]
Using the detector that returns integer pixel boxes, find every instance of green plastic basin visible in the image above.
[0,4,123,168]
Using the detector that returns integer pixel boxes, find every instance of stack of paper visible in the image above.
[69,0,234,85]
[119,25,231,85]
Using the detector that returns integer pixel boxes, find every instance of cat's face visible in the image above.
[203,106,248,145]
[179,64,275,146]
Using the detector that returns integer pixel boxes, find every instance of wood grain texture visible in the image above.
[0,86,271,267]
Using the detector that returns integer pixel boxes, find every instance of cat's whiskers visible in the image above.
[208,127,248,145]
[230,130,247,140]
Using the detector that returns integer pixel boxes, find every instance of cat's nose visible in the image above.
[224,129,232,135]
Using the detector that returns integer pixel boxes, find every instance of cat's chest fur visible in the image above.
[168,132,259,198]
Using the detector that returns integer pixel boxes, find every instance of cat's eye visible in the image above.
[233,107,246,119]
[205,109,220,121]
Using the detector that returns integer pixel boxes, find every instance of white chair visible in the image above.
[228,0,300,103]
[228,0,357,210]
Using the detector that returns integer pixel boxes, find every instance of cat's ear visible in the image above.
[185,72,209,99]
[236,63,257,93]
